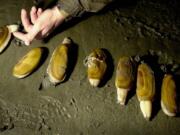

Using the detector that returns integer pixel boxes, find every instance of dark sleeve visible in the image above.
[57,0,115,17]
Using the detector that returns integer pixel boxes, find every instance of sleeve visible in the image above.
[57,0,115,17]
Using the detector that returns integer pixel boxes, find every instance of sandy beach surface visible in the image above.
[0,0,180,134]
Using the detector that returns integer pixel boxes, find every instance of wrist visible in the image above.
[52,6,68,22]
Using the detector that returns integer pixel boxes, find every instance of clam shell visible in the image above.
[115,56,134,105]
[0,26,10,53]
[161,74,177,116]
[115,57,134,89]
[136,63,155,101]
[47,37,71,84]
[0,25,18,53]
[12,47,43,78]
[86,48,107,87]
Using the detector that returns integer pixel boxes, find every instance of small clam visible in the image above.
[47,37,71,85]
[161,74,177,117]
[12,47,43,78]
[84,48,107,87]
[0,24,19,53]
[115,56,134,105]
[136,63,155,120]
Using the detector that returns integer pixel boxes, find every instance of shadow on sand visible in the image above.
[63,40,79,83]
[98,48,114,88]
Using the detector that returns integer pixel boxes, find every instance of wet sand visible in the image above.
[0,0,180,134]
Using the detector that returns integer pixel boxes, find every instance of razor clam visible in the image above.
[47,37,72,85]
[115,56,134,105]
[39,37,72,90]
[136,63,155,120]
[84,48,107,87]
[0,24,19,53]
[161,74,177,117]
[12,47,44,78]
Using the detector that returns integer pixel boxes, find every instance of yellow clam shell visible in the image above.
[115,56,134,105]
[86,48,107,87]
[12,47,43,78]
[136,63,155,120]
[115,56,134,89]
[0,25,18,53]
[47,37,71,84]
[136,63,155,101]
[161,74,177,116]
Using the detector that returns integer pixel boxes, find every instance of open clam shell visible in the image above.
[85,48,107,87]
[47,37,71,85]
[136,63,155,120]
[161,74,177,117]
[12,47,44,78]
[115,56,134,105]
[0,25,18,53]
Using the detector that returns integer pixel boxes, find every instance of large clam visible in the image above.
[12,47,44,78]
[84,48,107,87]
[161,74,177,117]
[136,63,155,120]
[47,37,72,85]
[115,56,134,105]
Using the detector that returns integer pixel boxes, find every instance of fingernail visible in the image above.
[21,9,26,14]
[32,6,36,11]
[38,8,42,11]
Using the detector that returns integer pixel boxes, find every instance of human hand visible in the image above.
[13,6,67,45]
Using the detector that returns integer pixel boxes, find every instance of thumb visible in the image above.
[13,20,42,46]
[26,23,42,43]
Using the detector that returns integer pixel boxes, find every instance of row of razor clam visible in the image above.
[115,57,178,120]
[84,49,178,120]
[0,25,178,121]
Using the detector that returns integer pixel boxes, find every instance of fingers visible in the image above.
[30,6,38,24]
[13,32,31,46]
[13,23,41,46]
[29,24,42,40]
[15,7,45,45]
[30,6,43,24]
[21,9,32,32]
[13,22,41,46]
[37,8,43,17]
